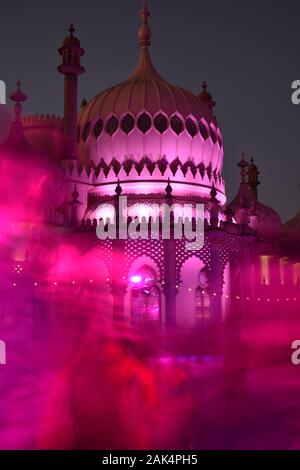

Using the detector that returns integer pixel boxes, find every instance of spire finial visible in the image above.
[247,157,260,200]
[10,80,27,122]
[199,80,216,113]
[138,0,151,48]
[238,153,249,183]
[165,178,173,197]
[69,22,75,36]
[115,178,122,196]
[72,183,79,201]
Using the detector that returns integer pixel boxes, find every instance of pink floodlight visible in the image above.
[130,275,142,284]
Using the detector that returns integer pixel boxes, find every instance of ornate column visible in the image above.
[69,184,82,227]
[111,182,126,322]
[207,231,223,322]
[163,179,177,326]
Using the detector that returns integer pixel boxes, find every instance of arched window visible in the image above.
[121,114,135,134]
[137,113,152,134]
[105,116,118,136]
[171,115,184,135]
[130,266,161,323]
[93,118,103,137]
[82,122,90,141]
[186,117,197,137]
[154,113,168,134]
[199,120,209,141]
[195,268,210,321]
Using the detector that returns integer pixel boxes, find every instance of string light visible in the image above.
[6,275,299,304]
[14,264,23,274]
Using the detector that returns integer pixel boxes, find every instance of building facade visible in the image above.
[1,2,299,329]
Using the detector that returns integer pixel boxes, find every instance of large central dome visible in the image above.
[77,2,225,204]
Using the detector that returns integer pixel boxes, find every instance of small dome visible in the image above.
[280,210,300,250]
[228,158,282,240]
[63,24,81,47]
[0,82,66,218]
[0,123,66,210]
[252,202,282,239]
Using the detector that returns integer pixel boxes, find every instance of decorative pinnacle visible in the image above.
[138,0,151,48]
[72,184,79,201]
[247,157,261,200]
[10,80,27,121]
[69,23,75,36]
[115,178,122,196]
[210,185,217,201]
[199,81,215,111]
[238,153,249,183]
[165,178,173,197]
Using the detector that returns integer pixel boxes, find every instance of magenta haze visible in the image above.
[95,196,204,251]
[0,340,6,365]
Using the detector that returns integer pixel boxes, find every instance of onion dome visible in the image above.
[228,156,282,239]
[280,209,300,252]
[78,1,225,203]
[63,23,81,47]
[0,81,67,222]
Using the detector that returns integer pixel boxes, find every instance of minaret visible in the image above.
[58,23,85,161]
[247,157,260,200]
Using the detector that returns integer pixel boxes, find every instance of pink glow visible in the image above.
[131,275,142,284]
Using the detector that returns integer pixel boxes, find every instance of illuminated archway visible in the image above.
[129,265,161,323]
[195,267,211,322]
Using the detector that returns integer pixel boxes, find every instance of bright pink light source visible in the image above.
[130,275,142,284]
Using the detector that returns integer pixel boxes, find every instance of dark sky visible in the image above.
[0,0,299,222]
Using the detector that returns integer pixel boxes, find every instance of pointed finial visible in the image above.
[115,178,122,196]
[10,80,27,122]
[138,0,151,48]
[165,178,173,196]
[210,185,217,201]
[247,157,260,200]
[199,81,215,112]
[72,184,79,201]
[238,154,249,183]
[69,22,75,36]
[60,22,81,48]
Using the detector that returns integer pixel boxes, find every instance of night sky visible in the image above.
[0,0,299,222]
